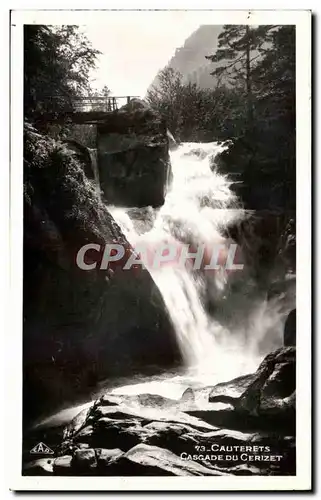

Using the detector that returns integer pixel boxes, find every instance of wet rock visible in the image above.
[90,416,143,451]
[63,407,91,439]
[284,309,296,346]
[208,347,295,426]
[29,378,295,477]
[53,455,73,475]
[71,448,97,473]
[73,425,94,443]
[108,444,226,476]
[180,387,196,410]
[137,393,178,408]
[76,443,90,450]
[23,458,54,475]
[96,448,124,469]
[134,421,196,455]
[214,463,262,475]
[94,407,144,421]
[209,373,256,401]
[30,351,296,478]
[99,394,121,406]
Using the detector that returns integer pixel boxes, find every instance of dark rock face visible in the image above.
[284,309,296,346]
[209,347,296,423]
[97,99,171,207]
[23,124,181,423]
[148,26,223,91]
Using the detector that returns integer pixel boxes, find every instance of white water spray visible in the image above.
[110,142,291,385]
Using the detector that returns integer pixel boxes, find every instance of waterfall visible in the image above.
[110,142,292,384]
[88,148,101,200]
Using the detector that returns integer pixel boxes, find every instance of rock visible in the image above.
[180,387,195,409]
[284,309,296,346]
[31,353,295,477]
[93,418,142,451]
[137,393,178,408]
[126,207,156,234]
[97,99,171,207]
[31,382,295,476]
[209,373,256,401]
[94,407,145,421]
[208,347,296,425]
[77,443,90,450]
[181,387,195,402]
[99,394,122,406]
[58,399,217,461]
[73,425,94,443]
[62,139,98,184]
[71,448,97,472]
[23,458,54,475]
[63,407,91,439]
[167,130,178,150]
[23,124,181,423]
[96,448,124,468]
[214,463,262,475]
[53,455,73,475]
[108,444,226,476]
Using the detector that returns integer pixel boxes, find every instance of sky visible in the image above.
[82,11,201,97]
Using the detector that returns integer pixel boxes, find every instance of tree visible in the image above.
[24,25,100,124]
[147,67,185,136]
[206,25,274,126]
[217,25,296,212]
[251,26,296,210]
[147,66,245,142]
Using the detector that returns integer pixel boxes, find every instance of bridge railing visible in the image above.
[72,96,140,112]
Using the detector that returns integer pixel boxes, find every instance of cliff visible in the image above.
[23,123,181,423]
[97,99,171,207]
[148,25,223,92]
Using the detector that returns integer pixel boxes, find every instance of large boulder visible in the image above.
[209,347,296,422]
[23,124,181,424]
[97,99,171,207]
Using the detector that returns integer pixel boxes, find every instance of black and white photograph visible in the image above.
[8,8,311,491]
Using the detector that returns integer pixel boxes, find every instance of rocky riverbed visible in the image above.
[23,347,295,476]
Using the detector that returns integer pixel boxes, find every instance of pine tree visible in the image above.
[216,25,296,212]
[206,25,274,127]
[251,26,296,210]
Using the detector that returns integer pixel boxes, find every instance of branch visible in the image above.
[211,53,245,76]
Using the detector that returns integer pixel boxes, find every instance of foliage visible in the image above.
[147,67,245,142]
[66,124,97,148]
[149,26,295,216]
[146,68,185,137]
[217,26,296,212]
[24,123,112,245]
[147,26,296,276]
[24,25,100,126]
[205,25,274,89]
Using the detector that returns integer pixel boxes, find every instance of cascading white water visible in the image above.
[110,142,292,385]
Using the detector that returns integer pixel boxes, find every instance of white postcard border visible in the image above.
[9,8,311,491]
